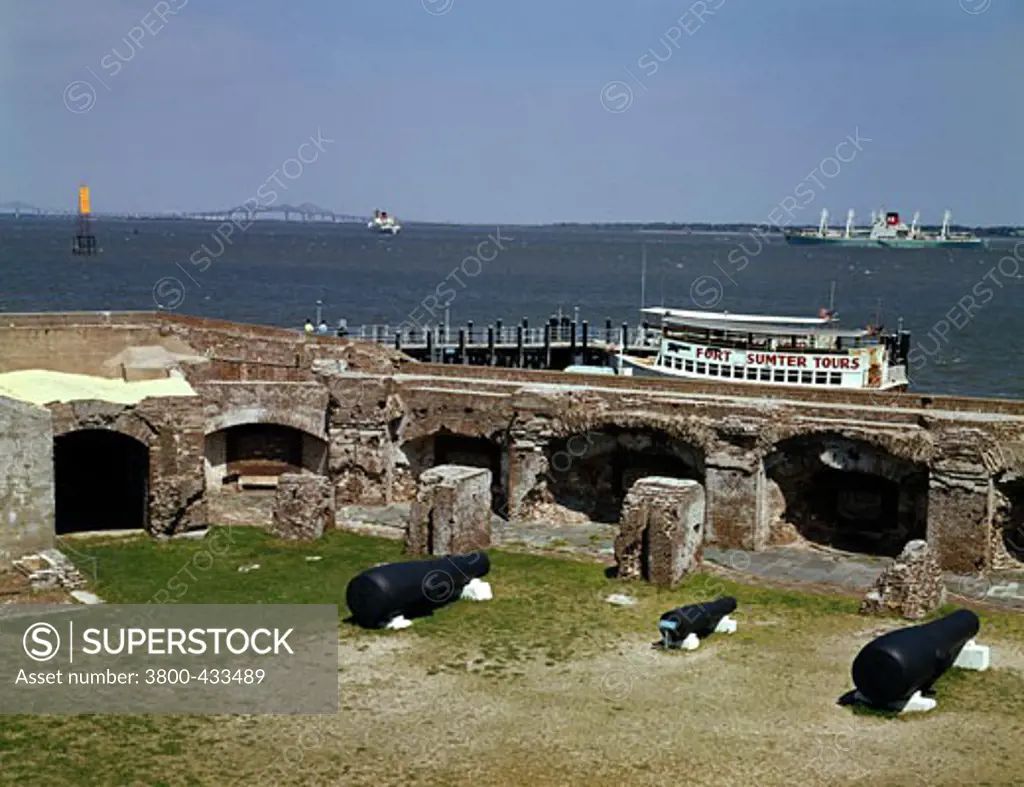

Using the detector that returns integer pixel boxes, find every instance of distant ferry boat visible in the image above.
[618,306,910,391]
[367,209,401,235]
[784,208,985,249]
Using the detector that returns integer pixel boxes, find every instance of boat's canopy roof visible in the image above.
[642,307,829,326]
[642,307,871,338]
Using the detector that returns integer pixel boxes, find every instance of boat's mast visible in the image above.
[941,209,951,239]
[911,211,920,236]
[819,208,828,236]
[640,239,647,309]
[845,209,854,239]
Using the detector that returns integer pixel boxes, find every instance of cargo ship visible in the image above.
[784,208,985,249]
[617,304,910,391]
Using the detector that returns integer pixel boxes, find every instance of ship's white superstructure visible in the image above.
[618,306,910,391]
[368,209,401,234]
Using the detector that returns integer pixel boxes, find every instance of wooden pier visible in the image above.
[342,317,659,369]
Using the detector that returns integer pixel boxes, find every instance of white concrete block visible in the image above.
[899,691,937,713]
[460,578,492,601]
[953,640,990,671]
[853,690,936,713]
[680,633,700,651]
[714,615,737,634]
[385,615,412,630]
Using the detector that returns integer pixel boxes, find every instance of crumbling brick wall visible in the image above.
[0,397,54,566]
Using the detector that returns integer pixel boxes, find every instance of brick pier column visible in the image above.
[705,450,763,550]
[506,439,546,520]
[927,470,993,572]
[148,422,206,535]
[407,465,492,556]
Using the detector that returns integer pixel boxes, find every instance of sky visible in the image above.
[1,0,1021,225]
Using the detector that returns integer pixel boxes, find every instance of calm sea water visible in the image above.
[1,217,1021,399]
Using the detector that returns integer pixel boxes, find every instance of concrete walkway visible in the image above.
[339,505,1024,611]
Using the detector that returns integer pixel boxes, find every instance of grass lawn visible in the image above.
[2,525,1023,786]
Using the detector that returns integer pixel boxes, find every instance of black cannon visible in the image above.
[851,609,979,707]
[345,552,490,629]
[658,597,737,647]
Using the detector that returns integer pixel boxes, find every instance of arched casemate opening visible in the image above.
[204,423,328,489]
[54,429,149,534]
[540,427,705,523]
[994,474,1024,564]
[399,430,505,514]
[764,434,928,556]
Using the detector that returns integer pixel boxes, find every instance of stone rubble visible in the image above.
[270,473,336,541]
[859,539,946,619]
[13,549,89,592]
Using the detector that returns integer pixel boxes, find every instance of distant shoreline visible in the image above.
[0,213,1020,237]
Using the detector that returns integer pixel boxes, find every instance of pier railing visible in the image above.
[337,322,658,350]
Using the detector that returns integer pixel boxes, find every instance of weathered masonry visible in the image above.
[2,311,1023,575]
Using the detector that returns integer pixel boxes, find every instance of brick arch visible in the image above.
[554,411,719,456]
[757,426,935,468]
[398,410,510,446]
[204,408,327,441]
[50,409,160,449]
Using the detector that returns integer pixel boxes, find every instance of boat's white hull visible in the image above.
[618,353,907,391]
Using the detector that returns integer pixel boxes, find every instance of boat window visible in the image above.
[815,372,827,385]
[696,362,706,375]
[829,373,842,385]
[733,366,743,378]
[708,363,719,376]
[773,370,785,382]
[800,371,812,384]
[787,370,799,383]
[760,368,771,381]
[685,360,694,372]
[746,367,758,380]
[720,365,731,378]
[673,357,682,370]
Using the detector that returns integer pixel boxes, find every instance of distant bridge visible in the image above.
[192,203,368,223]
[0,202,51,216]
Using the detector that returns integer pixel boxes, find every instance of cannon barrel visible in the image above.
[346,552,490,629]
[852,609,979,706]
[659,597,737,641]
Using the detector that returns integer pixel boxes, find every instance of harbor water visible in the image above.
[0,217,1021,399]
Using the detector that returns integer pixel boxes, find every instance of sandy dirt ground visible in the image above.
[218,624,1024,787]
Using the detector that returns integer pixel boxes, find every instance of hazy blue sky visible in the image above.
[2,0,1021,224]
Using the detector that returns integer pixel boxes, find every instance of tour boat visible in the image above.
[367,209,401,235]
[618,306,911,391]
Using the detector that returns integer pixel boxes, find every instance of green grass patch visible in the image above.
[3,526,1023,784]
